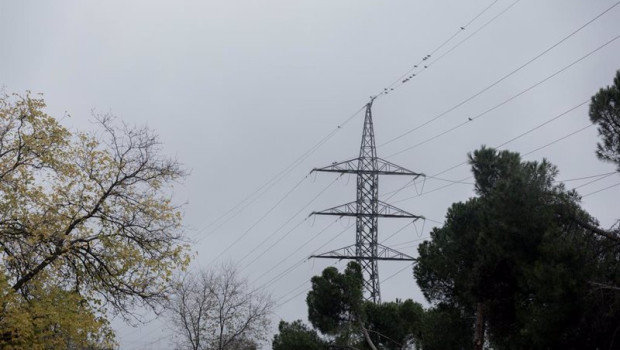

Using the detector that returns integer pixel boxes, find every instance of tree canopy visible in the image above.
[303,262,426,350]
[274,71,620,350]
[589,69,620,171]
[167,264,274,350]
[414,147,620,349]
[0,270,115,349]
[0,91,190,347]
[416,303,473,350]
[307,262,364,338]
[584,69,620,242]
[272,320,328,350]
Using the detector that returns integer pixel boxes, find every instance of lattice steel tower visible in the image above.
[310,98,424,303]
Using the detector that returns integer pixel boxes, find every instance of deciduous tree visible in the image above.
[167,264,273,350]
[0,91,190,345]
[0,270,115,349]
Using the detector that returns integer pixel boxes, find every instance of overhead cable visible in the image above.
[380,1,620,148]
[385,35,620,159]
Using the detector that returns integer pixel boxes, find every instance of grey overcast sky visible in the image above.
[1,0,619,348]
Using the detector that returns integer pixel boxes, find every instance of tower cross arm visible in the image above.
[311,158,360,174]
[312,157,425,177]
[310,201,358,217]
[374,157,425,177]
[376,244,417,261]
[310,201,424,220]
[309,244,418,262]
[376,201,425,219]
[308,98,424,304]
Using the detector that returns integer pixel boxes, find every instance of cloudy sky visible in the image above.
[1,0,619,348]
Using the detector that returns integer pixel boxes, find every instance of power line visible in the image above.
[309,101,423,303]
[240,217,308,269]
[237,175,343,268]
[274,159,617,311]
[248,218,339,284]
[271,17,619,326]
[379,1,620,148]
[265,199,428,303]
[386,0,523,99]
[380,221,416,245]
[194,137,325,239]
[382,177,425,202]
[419,217,443,225]
[381,99,589,199]
[425,0,523,71]
[278,173,620,306]
[206,174,309,265]
[255,259,307,296]
[191,0,526,258]
[199,0,619,264]
[276,282,311,308]
[392,121,596,204]
[193,105,366,242]
[573,172,618,190]
[385,34,620,159]
[382,263,415,284]
[425,176,474,185]
[379,0,504,96]
[582,181,620,198]
[330,0,521,175]
[274,259,347,308]
[390,235,432,249]
[192,0,511,252]
[522,123,594,156]
[274,153,610,305]
[255,0,521,304]
[559,172,618,182]
[206,1,615,314]
[251,221,354,293]
[494,101,590,149]
[197,0,619,253]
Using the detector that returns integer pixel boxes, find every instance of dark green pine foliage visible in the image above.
[417,303,474,350]
[272,320,328,350]
[364,299,424,349]
[305,262,427,350]
[306,262,364,337]
[414,147,620,349]
[589,70,620,171]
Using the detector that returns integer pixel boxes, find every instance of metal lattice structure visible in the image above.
[310,98,424,303]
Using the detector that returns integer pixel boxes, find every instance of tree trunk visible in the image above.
[474,302,486,350]
[575,218,620,242]
[359,322,378,350]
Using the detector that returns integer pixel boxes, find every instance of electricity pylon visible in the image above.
[310,98,425,304]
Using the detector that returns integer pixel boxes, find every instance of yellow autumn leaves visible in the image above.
[0,92,190,348]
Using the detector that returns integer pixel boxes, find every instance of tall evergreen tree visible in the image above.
[589,70,620,171]
[414,147,620,349]
[302,262,426,350]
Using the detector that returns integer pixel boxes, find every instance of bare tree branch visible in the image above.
[167,264,274,350]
